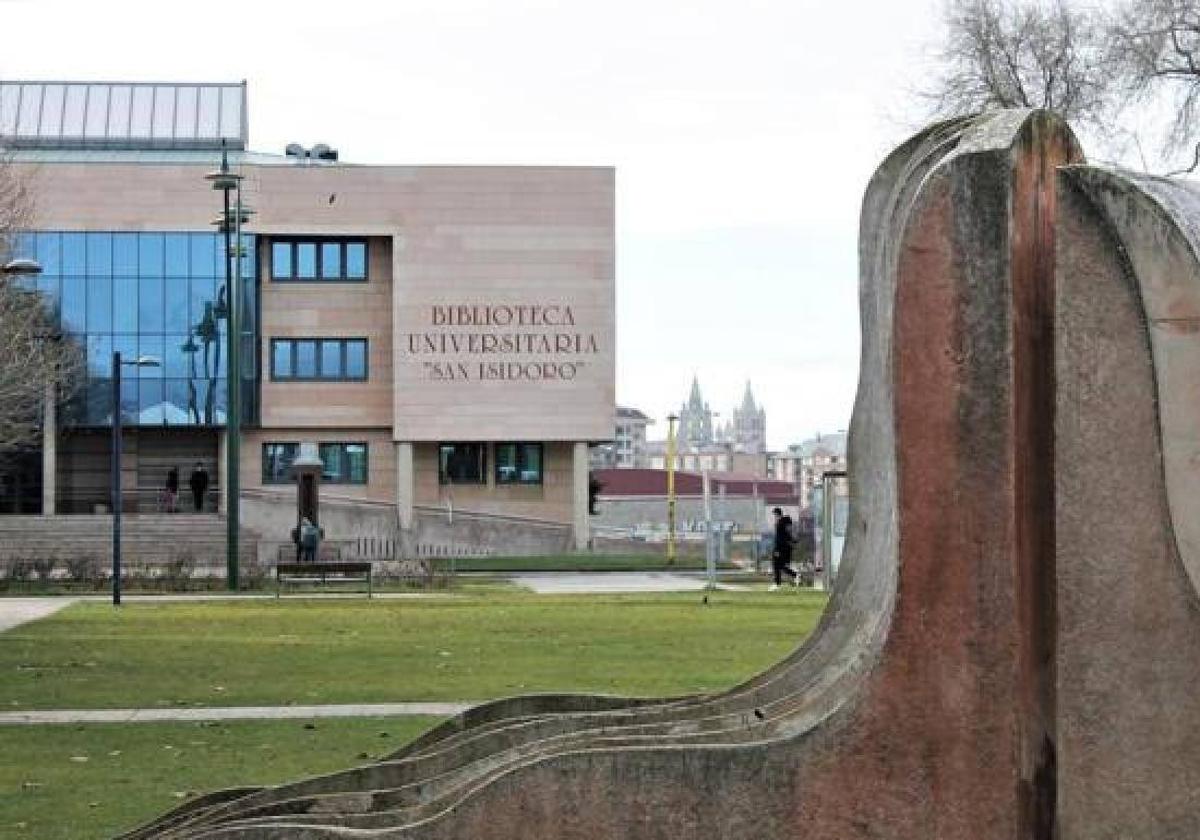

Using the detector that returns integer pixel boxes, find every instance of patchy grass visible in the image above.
[1,590,826,709]
[0,716,437,840]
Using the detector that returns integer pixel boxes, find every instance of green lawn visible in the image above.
[1,590,825,709]
[0,590,826,839]
[0,716,437,840]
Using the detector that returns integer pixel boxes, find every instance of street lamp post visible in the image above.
[206,144,253,591]
[666,413,679,566]
[111,352,160,606]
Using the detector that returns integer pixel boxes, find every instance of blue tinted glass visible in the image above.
[164,234,189,277]
[320,242,341,278]
[113,335,137,364]
[119,376,138,424]
[138,234,163,276]
[61,276,86,332]
[165,276,189,332]
[35,233,61,276]
[138,275,164,333]
[36,275,60,314]
[84,385,108,426]
[345,340,366,378]
[211,378,228,423]
[346,242,366,279]
[272,341,292,378]
[112,234,138,275]
[164,379,192,426]
[320,340,341,378]
[87,334,112,378]
[137,335,164,378]
[139,379,165,424]
[164,335,191,377]
[87,275,112,333]
[240,235,256,278]
[62,233,86,275]
[190,233,217,276]
[190,276,216,328]
[295,340,316,377]
[296,242,316,279]
[86,233,112,276]
[113,277,138,332]
[271,242,290,278]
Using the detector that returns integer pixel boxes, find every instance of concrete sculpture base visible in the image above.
[124,111,1200,839]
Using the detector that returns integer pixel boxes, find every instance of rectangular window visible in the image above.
[319,442,368,484]
[269,238,369,281]
[439,443,487,485]
[269,338,368,381]
[271,241,291,279]
[296,242,317,279]
[262,442,300,484]
[495,442,544,485]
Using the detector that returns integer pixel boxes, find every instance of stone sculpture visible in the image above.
[124,110,1200,839]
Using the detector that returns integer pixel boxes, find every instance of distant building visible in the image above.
[590,406,653,469]
[791,430,848,507]
[677,376,716,449]
[718,381,767,454]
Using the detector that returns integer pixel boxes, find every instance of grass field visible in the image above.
[0,716,437,840]
[1,590,824,709]
[1,589,827,839]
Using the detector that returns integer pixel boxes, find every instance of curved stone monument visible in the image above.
[123,110,1200,839]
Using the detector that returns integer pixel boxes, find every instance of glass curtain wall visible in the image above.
[13,231,258,427]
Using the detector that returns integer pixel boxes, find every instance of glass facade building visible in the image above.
[11,230,258,427]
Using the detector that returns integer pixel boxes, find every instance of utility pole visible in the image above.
[666,413,679,566]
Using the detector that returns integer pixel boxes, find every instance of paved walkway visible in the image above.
[0,597,76,633]
[0,702,473,726]
[510,572,747,594]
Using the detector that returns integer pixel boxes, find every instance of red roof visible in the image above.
[593,469,797,501]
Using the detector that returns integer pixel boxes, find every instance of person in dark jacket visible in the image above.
[188,462,209,512]
[164,467,179,513]
[770,506,799,590]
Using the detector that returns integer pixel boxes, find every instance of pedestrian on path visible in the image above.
[770,507,799,590]
[189,462,209,512]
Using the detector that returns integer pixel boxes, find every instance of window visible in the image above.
[270,238,368,281]
[319,442,368,484]
[262,442,299,483]
[495,442,543,485]
[270,338,368,381]
[439,443,487,485]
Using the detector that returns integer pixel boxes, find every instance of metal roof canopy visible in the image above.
[0,81,247,151]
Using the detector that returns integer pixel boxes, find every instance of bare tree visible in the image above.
[924,0,1111,128]
[1107,0,1200,173]
[0,159,82,453]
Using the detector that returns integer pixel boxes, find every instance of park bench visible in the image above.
[275,561,373,598]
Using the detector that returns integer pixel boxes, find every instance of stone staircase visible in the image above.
[0,514,258,572]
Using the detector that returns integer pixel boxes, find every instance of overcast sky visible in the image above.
[1,0,945,449]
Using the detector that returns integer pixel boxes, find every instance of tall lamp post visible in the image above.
[666,413,679,566]
[206,145,253,591]
[111,352,160,606]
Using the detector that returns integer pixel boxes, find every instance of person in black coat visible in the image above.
[770,506,799,590]
[188,462,209,512]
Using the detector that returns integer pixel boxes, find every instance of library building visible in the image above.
[0,80,614,557]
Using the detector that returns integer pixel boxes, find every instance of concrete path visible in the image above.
[0,597,77,633]
[509,572,748,594]
[0,702,473,725]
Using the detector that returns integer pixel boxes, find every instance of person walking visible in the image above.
[770,506,799,590]
[164,467,179,513]
[188,462,209,512]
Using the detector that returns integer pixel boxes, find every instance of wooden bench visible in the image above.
[275,561,373,598]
